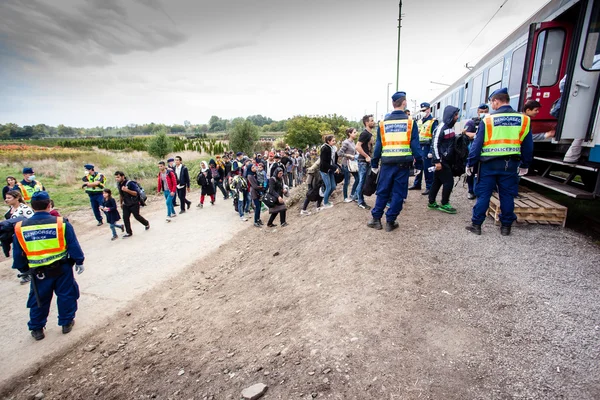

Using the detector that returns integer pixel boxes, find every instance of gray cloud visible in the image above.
[205,40,258,55]
[0,0,186,67]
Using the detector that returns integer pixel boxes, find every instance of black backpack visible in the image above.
[129,180,147,206]
[449,135,470,177]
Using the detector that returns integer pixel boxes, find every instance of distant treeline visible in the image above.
[0,114,286,140]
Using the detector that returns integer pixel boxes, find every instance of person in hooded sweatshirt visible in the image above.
[427,105,460,214]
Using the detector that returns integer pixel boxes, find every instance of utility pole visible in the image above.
[375,101,379,122]
[396,0,403,91]
[386,82,393,113]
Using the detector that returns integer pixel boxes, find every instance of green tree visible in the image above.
[147,129,173,159]
[229,119,259,154]
[284,116,328,149]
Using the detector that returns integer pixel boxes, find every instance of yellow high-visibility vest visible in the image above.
[379,119,413,158]
[15,217,67,268]
[419,119,435,142]
[16,181,44,202]
[481,114,530,157]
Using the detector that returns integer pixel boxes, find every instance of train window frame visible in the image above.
[470,73,483,109]
[582,0,600,71]
[508,44,527,96]
[485,60,504,100]
[531,28,566,87]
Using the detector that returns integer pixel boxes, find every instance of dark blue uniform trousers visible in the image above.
[472,158,520,226]
[372,163,410,223]
[27,263,80,330]
[412,143,433,189]
[88,192,104,223]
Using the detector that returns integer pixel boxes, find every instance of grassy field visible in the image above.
[0,147,211,214]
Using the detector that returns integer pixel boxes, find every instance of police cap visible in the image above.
[420,102,431,110]
[167,158,174,163]
[478,104,489,110]
[84,164,94,170]
[488,87,508,101]
[31,191,50,201]
[23,167,34,174]
[236,152,244,157]
[392,91,407,102]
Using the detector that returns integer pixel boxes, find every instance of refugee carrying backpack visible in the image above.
[449,134,470,177]
[130,180,147,206]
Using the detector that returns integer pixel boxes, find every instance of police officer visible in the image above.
[368,91,423,232]
[17,168,45,202]
[465,88,533,236]
[409,102,438,195]
[463,104,489,199]
[81,164,106,226]
[12,191,85,340]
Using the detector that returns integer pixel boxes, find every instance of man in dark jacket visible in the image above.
[174,156,192,213]
[428,106,460,213]
[368,91,423,232]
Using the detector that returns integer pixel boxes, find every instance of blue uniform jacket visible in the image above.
[372,110,424,169]
[421,114,439,143]
[12,212,85,272]
[467,105,533,169]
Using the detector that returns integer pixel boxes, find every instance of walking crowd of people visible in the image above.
[3,87,535,341]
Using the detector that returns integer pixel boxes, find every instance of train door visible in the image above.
[522,21,573,134]
[564,0,600,142]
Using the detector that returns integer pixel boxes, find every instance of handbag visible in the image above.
[348,159,359,173]
[262,192,278,208]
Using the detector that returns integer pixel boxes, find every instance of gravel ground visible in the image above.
[2,179,599,400]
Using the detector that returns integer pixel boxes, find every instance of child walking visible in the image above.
[102,188,124,240]
[197,167,215,208]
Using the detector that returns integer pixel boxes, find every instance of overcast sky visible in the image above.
[0,0,550,128]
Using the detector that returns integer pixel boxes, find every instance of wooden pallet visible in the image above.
[487,190,568,227]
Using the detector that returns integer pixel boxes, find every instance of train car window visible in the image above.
[485,61,504,99]
[508,45,527,96]
[470,73,483,108]
[582,1,600,70]
[531,28,565,86]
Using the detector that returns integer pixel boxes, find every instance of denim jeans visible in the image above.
[356,161,370,205]
[320,171,336,205]
[163,191,175,217]
[253,198,261,223]
[342,165,359,199]
[238,192,248,217]
[109,223,123,237]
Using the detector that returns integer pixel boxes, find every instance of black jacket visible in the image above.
[432,106,459,165]
[319,144,339,173]
[174,165,190,188]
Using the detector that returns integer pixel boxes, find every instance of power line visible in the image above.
[448,0,509,70]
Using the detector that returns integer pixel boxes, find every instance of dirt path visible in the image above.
[0,189,243,389]
[2,181,600,399]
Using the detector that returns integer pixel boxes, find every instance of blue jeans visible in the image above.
[109,223,123,237]
[412,143,433,189]
[88,193,104,223]
[342,165,359,199]
[163,191,175,217]
[238,192,248,217]
[253,198,261,223]
[472,158,520,226]
[371,163,410,223]
[320,171,336,205]
[356,161,370,205]
[27,263,80,330]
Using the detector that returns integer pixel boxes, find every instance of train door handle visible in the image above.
[573,80,590,97]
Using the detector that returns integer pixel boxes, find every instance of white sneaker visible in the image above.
[300,210,311,216]
[240,216,248,221]
[343,198,353,203]
[166,218,171,222]
[322,203,334,209]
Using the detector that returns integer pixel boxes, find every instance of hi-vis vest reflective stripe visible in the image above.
[86,173,106,193]
[380,119,413,158]
[16,182,44,201]
[419,119,435,142]
[15,217,67,268]
[481,113,530,157]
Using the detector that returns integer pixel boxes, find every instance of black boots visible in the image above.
[367,218,383,230]
[385,221,399,232]
[501,225,512,236]
[465,224,482,235]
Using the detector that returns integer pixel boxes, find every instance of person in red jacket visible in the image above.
[157,161,178,222]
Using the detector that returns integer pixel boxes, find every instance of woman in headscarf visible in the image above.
[196,162,215,208]
[209,159,227,200]
[266,168,288,227]
[247,164,265,227]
